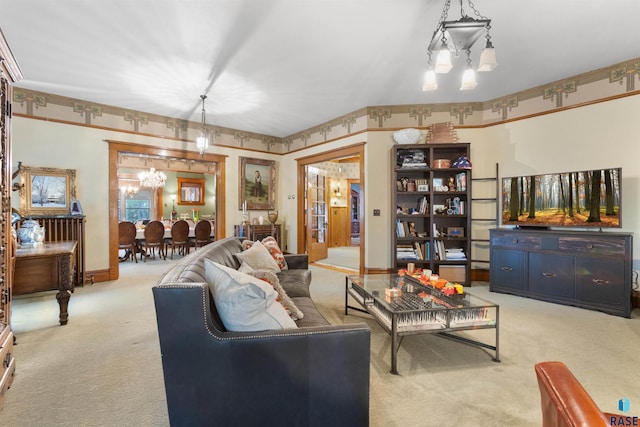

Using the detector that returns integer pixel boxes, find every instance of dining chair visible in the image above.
[193,219,212,248]
[165,220,190,259]
[118,221,138,263]
[142,220,166,261]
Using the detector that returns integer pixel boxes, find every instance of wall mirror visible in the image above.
[177,177,205,205]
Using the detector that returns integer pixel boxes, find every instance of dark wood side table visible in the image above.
[14,241,78,325]
[234,224,281,248]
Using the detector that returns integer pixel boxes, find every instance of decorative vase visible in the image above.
[267,210,278,225]
[17,219,42,245]
[32,226,46,244]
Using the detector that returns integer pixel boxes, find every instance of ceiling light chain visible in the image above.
[423,0,497,91]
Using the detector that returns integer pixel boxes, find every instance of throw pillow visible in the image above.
[235,240,281,273]
[260,236,288,270]
[237,262,254,273]
[247,270,304,320]
[204,259,296,331]
[241,239,253,251]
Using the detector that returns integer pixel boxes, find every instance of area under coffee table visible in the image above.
[345,273,500,374]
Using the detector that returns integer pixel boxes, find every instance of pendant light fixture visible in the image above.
[196,94,208,155]
[423,0,497,91]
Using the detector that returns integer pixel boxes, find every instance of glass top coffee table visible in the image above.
[346,273,500,374]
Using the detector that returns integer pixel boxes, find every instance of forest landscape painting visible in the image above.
[502,168,621,228]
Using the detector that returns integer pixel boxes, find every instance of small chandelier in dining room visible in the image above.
[423,0,497,91]
[120,184,139,198]
[138,168,167,189]
[196,94,209,155]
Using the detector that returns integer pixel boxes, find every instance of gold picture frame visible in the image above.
[177,177,205,205]
[18,165,77,216]
[239,157,275,210]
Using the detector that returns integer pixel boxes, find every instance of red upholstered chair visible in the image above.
[534,361,617,427]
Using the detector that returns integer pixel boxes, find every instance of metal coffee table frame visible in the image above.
[346,274,500,375]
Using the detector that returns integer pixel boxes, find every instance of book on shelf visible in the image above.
[396,244,417,260]
[413,241,423,260]
[445,248,467,260]
[434,240,447,260]
[396,220,412,237]
[401,162,427,168]
[417,196,429,214]
[455,172,467,191]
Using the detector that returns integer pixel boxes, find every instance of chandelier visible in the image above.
[138,168,167,189]
[423,0,497,91]
[120,184,138,198]
[196,94,209,155]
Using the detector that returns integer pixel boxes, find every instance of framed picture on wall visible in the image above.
[239,157,275,210]
[18,165,77,216]
[177,177,205,205]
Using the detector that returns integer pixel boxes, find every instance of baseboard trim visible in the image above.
[83,269,110,285]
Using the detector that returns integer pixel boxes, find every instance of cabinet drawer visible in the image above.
[576,257,628,308]
[491,233,541,250]
[559,236,627,256]
[0,328,15,407]
[490,249,526,292]
[528,253,575,299]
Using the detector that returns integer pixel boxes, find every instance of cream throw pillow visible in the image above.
[235,240,281,273]
[204,259,296,331]
[246,270,304,320]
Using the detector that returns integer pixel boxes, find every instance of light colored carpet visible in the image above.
[2,256,639,426]
[314,246,360,271]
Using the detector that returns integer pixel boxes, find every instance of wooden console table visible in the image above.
[234,224,282,247]
[14,241,78,325]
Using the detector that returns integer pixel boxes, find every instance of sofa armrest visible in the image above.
[284,253,308,269]
[534,361,610,427]
[153,283,370,427]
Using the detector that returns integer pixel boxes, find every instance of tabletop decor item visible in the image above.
[267,210,278,225]
[17,219,44,246]
[393,128,423,144]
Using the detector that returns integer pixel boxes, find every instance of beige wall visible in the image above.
[11,93,640,274]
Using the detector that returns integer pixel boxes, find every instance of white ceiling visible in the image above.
[1,0,639,138]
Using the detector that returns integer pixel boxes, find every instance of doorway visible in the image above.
[107,140,227,280]
[296,143,364,273]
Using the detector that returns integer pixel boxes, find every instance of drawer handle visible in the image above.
[586,243,594,249]
[500,266,513,272]
[592,279,611,285]
[511,239,518,244]
[542,272,557,278]
[3,352,10,368]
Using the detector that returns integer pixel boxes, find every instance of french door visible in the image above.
[306,167,328,262]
